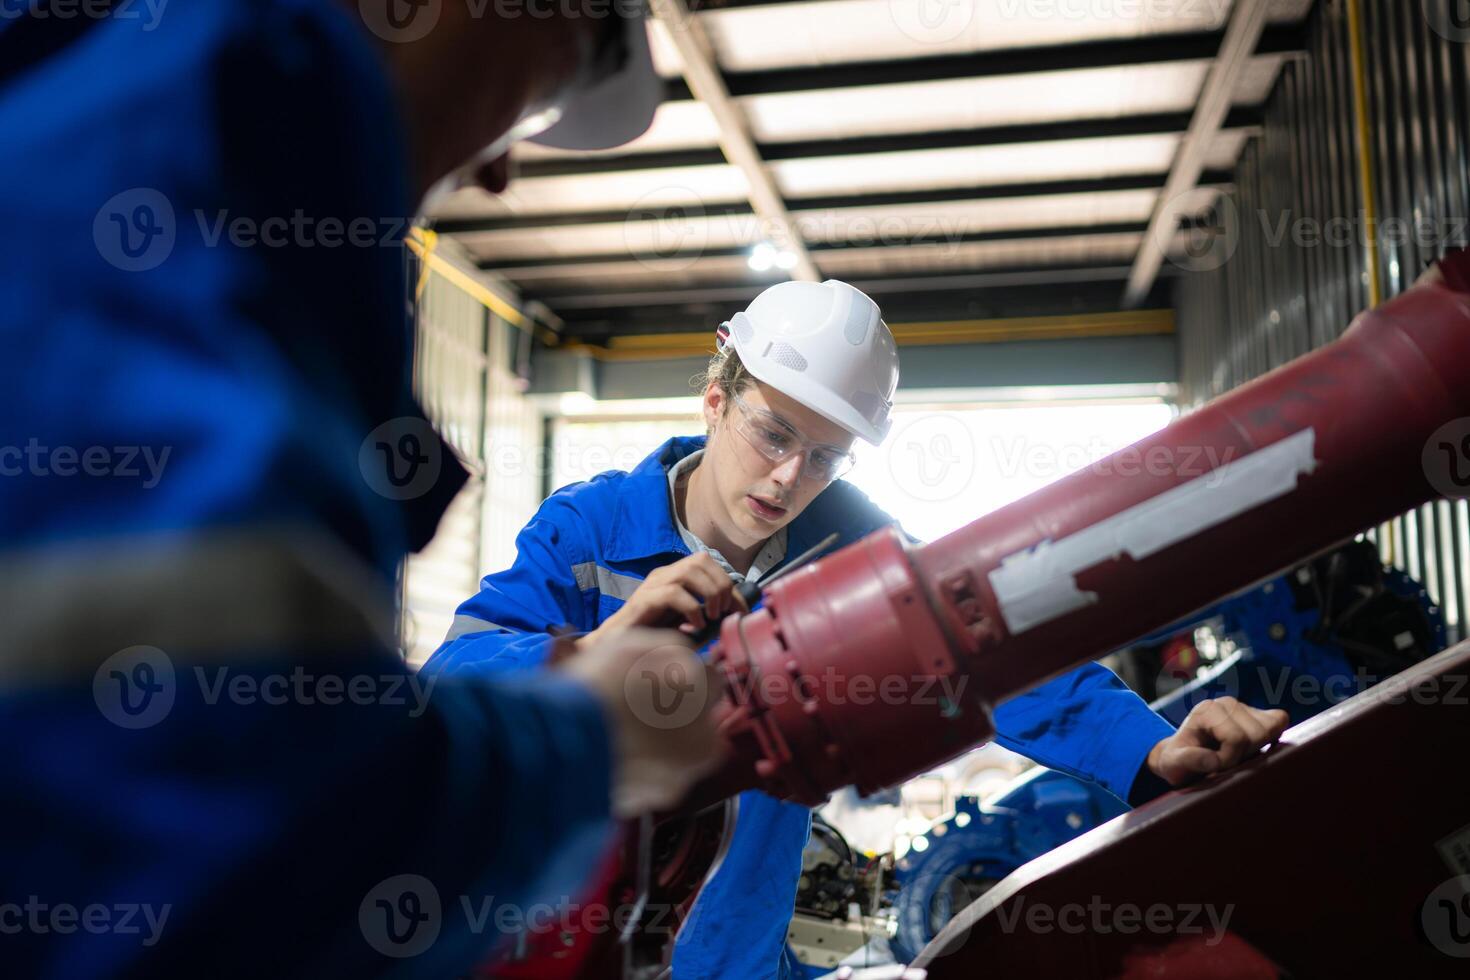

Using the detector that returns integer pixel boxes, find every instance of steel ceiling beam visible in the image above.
[657,24,1304,101]
[479,223,1149,273]
[650,0,820,281]
[508,108,1263,180]
[435,172,1235,236]
[530,265,1144,311]
[1124,0,1271,307]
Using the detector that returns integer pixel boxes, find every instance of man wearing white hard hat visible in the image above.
[428,280,1288,976]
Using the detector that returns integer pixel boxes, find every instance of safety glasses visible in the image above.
[731,394,856,482]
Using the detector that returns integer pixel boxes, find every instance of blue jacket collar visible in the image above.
[604,436,705,562]
[603,435,852,568]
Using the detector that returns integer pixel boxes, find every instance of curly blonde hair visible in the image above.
[692,344,758,435]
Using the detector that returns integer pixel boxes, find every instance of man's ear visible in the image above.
[703,383,725,431]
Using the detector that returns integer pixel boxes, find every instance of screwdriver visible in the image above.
[690,532,839,647]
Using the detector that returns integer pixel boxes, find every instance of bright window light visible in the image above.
[846,401,1174,542]
[549,399,1175,544]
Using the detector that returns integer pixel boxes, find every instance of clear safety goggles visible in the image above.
[731,394,857,483]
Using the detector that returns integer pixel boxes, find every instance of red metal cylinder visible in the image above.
[698,258,1470,807]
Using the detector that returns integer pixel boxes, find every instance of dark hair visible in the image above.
[692,345,758,435]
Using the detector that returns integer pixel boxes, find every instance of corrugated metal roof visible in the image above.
[427,0,1312,336]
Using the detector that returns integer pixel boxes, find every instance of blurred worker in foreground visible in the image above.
[426,280,1293,978]
[0,1,722,976]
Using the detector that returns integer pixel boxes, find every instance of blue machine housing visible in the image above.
[885,548,1446,963]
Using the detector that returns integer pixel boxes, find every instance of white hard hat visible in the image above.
[720,280,899,446]
[530,14,660,151]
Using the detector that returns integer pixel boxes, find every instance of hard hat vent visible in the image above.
[770,342,808,373]
[843,302,872,346]
[733,315,756,348]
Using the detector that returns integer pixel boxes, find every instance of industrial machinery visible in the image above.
[912,638,1470,977]
[876,543,1448,964]
[509,251,1470,977]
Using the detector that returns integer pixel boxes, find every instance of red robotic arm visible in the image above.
[499,253,1470,979]
[697,251,1470,809]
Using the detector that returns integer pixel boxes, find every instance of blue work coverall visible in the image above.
[425,436,1177,978]
[2,3,619,976]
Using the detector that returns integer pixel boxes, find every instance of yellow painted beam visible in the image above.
[406,227,531,331]
[576,310,1175,361]
[1347,0,1382,308]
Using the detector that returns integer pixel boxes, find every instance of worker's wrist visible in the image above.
[1129,742,1175,806]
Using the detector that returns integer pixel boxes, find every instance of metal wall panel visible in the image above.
[399,248,542,666]
[1175,0,1470,643]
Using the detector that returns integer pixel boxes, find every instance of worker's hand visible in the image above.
[557,628,726,818]
[577,553,749,648]
[1145,697,1289,787]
